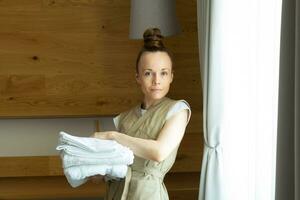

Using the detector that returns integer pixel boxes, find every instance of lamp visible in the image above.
[129,0,181,39]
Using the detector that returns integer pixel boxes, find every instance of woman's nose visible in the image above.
[153,73,160,84]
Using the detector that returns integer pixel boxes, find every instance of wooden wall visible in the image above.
[0,0,202,199]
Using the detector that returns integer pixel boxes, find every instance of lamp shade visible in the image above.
[129,0,181,39]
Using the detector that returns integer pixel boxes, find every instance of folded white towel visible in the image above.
[56,131,134,188]
[57,131,120,153]
[57,144,131,159]
[61,151,133,168]
[64,165,128,188]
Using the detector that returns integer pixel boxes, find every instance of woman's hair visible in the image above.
[135,27,173,73]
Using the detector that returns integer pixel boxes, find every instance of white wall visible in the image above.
[0,117,116,157]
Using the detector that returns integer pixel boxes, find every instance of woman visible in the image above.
[92,28,191,200]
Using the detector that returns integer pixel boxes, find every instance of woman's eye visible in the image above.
[144,72,151,76]
[161,72,168,76]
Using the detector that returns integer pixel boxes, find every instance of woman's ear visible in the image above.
[135,73,140,85]
[170,71,174,83]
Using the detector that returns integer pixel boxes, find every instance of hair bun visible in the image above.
[143,28,165,50]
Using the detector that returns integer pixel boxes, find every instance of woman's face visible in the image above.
[136,51,173,101]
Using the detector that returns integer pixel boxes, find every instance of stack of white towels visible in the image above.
[56,131,134,187]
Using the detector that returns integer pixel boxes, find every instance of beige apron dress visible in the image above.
[105,96,190,200]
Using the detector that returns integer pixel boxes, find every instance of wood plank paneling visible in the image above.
[0,176,106,199]
[0,0,201,118]
[0,172,199,200]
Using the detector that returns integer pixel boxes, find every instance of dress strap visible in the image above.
[120,167,132,200]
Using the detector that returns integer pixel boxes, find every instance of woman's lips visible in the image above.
[151,89,162,92]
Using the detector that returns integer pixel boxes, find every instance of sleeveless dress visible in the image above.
[105,96,191,200]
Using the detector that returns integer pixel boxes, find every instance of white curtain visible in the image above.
[275,0,300,199]
[197,0,282,200]
[197,0,225,199]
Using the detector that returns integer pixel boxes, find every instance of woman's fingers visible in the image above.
[93,132,107,139]
[92,131,116,140]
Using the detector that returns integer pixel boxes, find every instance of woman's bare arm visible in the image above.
[93,109,189,162]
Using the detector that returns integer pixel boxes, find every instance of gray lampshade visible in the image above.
[129,0,181,39]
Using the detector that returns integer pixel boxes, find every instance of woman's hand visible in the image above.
[88,175,104,184]
[91,131,117,140]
